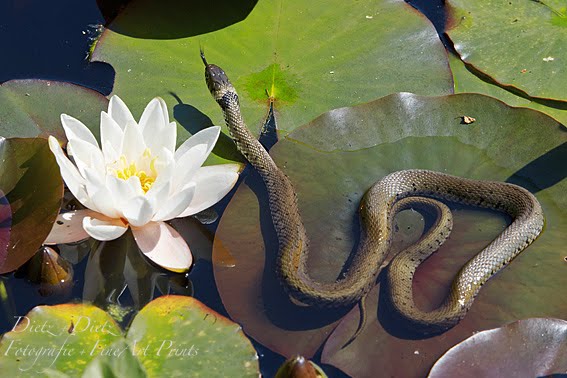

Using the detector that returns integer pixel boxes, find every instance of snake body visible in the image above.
[203,57,545,333]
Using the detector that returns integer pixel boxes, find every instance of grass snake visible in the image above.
[201,54,545,335]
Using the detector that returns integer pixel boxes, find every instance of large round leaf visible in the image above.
[125,295,259,377]
[91,0,453,145]
[0,297,260,376]
[429,318,567,377]
[446,0,567,102]
[212,93,566,376]
[0,303,123,376]
[449,54,567,126]
[0,80,108,140]
[0,138,63,273]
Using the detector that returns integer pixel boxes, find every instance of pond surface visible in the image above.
[1,1,564,377]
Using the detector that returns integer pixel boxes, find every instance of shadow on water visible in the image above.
[96,0,258,39]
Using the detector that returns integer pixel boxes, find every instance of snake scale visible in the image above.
[202,54,545,334]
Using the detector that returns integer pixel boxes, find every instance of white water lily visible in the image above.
[45,95,240,272]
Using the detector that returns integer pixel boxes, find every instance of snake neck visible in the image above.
[218,89,376,307]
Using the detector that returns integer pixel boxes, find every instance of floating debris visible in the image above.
[460,115,476,125]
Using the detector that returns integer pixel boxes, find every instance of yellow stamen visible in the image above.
[113,153,156,193]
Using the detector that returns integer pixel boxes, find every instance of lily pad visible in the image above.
[0,80,108,140]
[428,318,567,377]
[0,303,123,375]
[449,54,567,126]
[91,0,453,143]
[446,0,567,102]
[0,296,259,376]
[212,92,566,376]
[0,138,63,274]
[126,295,259,377]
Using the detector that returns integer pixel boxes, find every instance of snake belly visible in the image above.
[203,60,545,332]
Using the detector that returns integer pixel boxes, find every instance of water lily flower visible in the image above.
[45,95,240,272]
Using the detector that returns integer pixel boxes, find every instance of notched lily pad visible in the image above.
[0,303,122,376]
[213,92,566,377]
[429,318,567,377]
[91,0,452,142]
[0,296,259,377]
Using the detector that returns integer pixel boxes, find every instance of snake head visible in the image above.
[201,51,234,100]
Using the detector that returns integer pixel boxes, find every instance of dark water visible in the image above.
[0,1,447,376]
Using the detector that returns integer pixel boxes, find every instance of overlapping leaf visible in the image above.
[446,0,567,102]
[0,296,259,377]
[91,0,453,148]
[212,93,566,377]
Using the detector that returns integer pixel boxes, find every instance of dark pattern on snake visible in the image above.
[201,54,545,334]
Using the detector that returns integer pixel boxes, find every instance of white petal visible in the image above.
[106,176,136,213]
[120,121,146,162]
[48,136,91,208]
[146,181,171,209]
[127,176,145,197]
[153,183,196,221]
[132,221,192,272]
[108,95,135,130]
[83,216,128,241]
[140,98,176,155]
[44,210,95,244]
[123,196,155,227]
[174,126,220,161]
[179,164,240,217]
[60,114,99,148]
[66,138,105,178]
[139,97,166,131]
[173,144,208,191]
[88,186,121,218]
[100,111,124,163]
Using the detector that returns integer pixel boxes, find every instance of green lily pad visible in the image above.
[429,318,567,377]
[0,303,123,375]
[0,80,108,141]
[0,138,63,274]
[0,296,259,376]
[126,295,259,377]
[449,54,567,126]
[91,0,453,144]
[212,92,566,376]
[446,0,567,102]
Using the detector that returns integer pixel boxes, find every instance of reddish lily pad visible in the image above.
[428,318,567,377]
[212,92,566,377]
[0,138,63,273]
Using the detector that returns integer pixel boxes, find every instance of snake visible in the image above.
[201,53,545,335]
